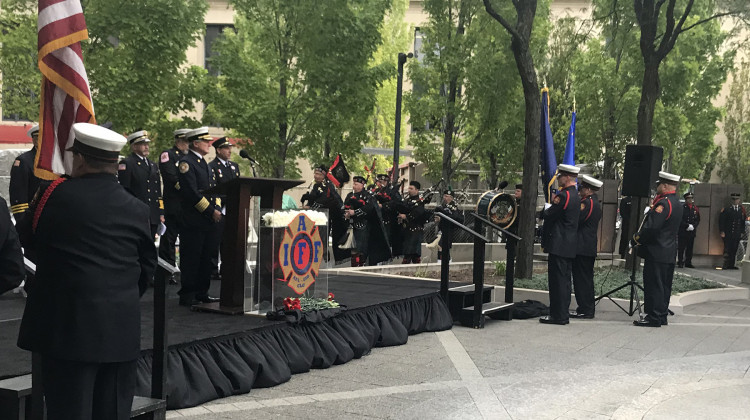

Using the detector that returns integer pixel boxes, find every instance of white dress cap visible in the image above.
[557,164,580,175]
[69,123,127,162]
[657,171,680,183]
[580,174,603,189]
[127,130,150,145]
[185,127,212,142]
[173,128,191,138]
[27,124,40,137]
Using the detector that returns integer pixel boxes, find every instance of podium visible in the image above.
[194,177,303,314]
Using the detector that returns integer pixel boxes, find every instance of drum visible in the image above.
[475,191,517,229]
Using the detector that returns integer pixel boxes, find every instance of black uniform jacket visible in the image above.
[118,153,163,224]
[159,146,186,216]
[635,191,683,264]
[9,147,41,223]
[541,185,580,258]
[576,193,602,257]
[17,173,157,362]
[209,158,240,186]
[0,196,24,294]
[177,151,221,230]
[719,204,745,239]
[679,203,700,237]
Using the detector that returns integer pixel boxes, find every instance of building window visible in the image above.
[205,24,235,76]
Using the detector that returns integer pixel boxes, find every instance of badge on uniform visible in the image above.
[118,163,126,171]
[580,203,585,210]
[179,162,189,173]
[160,152,169,163]
[13,160,20,167]
[553,195,561,204]
[655,205,664,214]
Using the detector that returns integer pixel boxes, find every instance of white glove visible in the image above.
[746,220,750,226]
[544,203,552,211]
[643,206,651,215]
[687,224,694,232]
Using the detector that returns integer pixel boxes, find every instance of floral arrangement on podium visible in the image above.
[262,210,328,227]
[267,293,344,323]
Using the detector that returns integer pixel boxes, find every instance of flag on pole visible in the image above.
[34,0,96,180]
[562,110,576,166]
[539,88,557,203]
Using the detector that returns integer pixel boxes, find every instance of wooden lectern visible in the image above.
[194,177,303,314]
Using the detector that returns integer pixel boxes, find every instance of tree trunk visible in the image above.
[442,76,458,186]
[324,139,331,162]
[276,74,288,178]
[488,153,498,190]
[602,104,617,179]
[511,40,541,280]
[636,59,660,146]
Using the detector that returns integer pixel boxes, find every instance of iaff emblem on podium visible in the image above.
[278,213,323,294]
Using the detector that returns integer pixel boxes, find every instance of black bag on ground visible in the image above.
[512,300,549,319]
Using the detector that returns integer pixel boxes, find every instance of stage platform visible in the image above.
[0,272,453,409]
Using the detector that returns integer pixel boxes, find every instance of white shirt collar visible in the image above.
[190,149,203,159]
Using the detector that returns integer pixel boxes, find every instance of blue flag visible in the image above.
[562,111,576,166]
[540,88,557,202]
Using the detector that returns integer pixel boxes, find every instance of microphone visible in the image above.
[239,150,258,165]
[497,180,508,190]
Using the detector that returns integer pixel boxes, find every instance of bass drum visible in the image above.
[475,191,517,229]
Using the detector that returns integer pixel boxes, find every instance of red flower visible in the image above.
[328,292,335,301]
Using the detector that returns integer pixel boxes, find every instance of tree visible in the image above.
[719,59,750,197]
[0,0,39,121]
[632,0,749,146]
[205,0,391,178]
[482,0,551,279]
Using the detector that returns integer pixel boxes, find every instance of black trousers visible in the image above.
[210,216,226,275]
[547,254,573,321]
[179,225,221,299]
[572,255,596,316]
[677,233,695,265]
[723,235,741,268]
[41,356,136,420]
[157,213,181,280]
[642,258,674,324]
[618,221,630,258]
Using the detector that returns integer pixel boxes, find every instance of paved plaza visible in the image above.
[163,266,750,419]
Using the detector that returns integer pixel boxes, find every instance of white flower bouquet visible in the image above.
[262,210,328,227]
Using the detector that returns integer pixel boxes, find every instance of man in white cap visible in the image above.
[539,164,580,325]
[570,175,603,319]
[156,128,191,285]
[9,124,41,223]
[16,123,157,419]
[118,130,164,237]
[208,137,241,279]
[631,171,683,327]
[177,127,222,306]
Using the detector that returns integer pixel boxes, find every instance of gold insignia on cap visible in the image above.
[179,162,189,173]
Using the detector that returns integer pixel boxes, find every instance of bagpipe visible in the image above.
[420,179,445,204]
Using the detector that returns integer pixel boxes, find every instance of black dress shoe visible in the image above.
[539,316,569,325]
[633,319,660,327]
[195,295,220,303]
[178,297,198,306]
[729,266,740,270]
[661,319,668,326]
[569,311,594,319]
[677,262,684,268]
[685,263,695,268]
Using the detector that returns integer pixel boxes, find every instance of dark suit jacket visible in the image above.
[17,173,156,362]
[159,146,186,216]
[636,192,683,264]
[576,193,602,257]
[9,147,41,223]
[177,151,221,230]
[0,197,24,294]
[541,184,580,258]
[118,153,163,224]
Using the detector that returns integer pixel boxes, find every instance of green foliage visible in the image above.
[492,260,506,276]
[719,58,750,197]
[206,0,392,178]
[0,0,39,121]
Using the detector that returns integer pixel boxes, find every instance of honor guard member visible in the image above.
[539,164,581,325]
[301,165,348,263]
[118,130,164,237]
[343,176,374,266]
[208,137,240,279]
[177,127,222,306]
[398,181,427,264]
[0,196,24,294]
[373,173,403,257]
[719,192,746,270]
[570,175,603,319]
[9,124,41,223]
[677,192,700,268]
[17,123,157,419]
[157,128,191,284]
[631,171,683,327]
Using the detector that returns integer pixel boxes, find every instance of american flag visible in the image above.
[34,0,96,179]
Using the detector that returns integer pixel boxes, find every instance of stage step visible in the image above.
[447,285,493,321]
[459,302,515,327]
[0,374,165,420]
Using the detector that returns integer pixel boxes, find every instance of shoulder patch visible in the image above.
[580,202,585,211]
[13,159,21,167]
[179,162,189,174]
[553,195,561,205]
[118,163,126,171]
[160,152,169,163]
[655,205,664,214]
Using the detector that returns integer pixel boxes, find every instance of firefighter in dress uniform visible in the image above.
[398,181,426,264]
[208,137,240,279]
[118,130,164,237]
[677,191,700,268]
[719,192,745,270]
[631,171,683,327]
[570,175,603,319]
[9,124,41,224]
[176,127,222,306]
[539,164,581,325]
[301,165,348,263]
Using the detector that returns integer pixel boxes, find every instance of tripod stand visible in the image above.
[595,246,644,317]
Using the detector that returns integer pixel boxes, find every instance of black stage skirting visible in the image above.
[0,273,453,409]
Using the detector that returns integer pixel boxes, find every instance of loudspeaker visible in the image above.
[622,145,663,197]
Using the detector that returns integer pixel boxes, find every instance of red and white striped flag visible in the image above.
[34,0,96,180]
